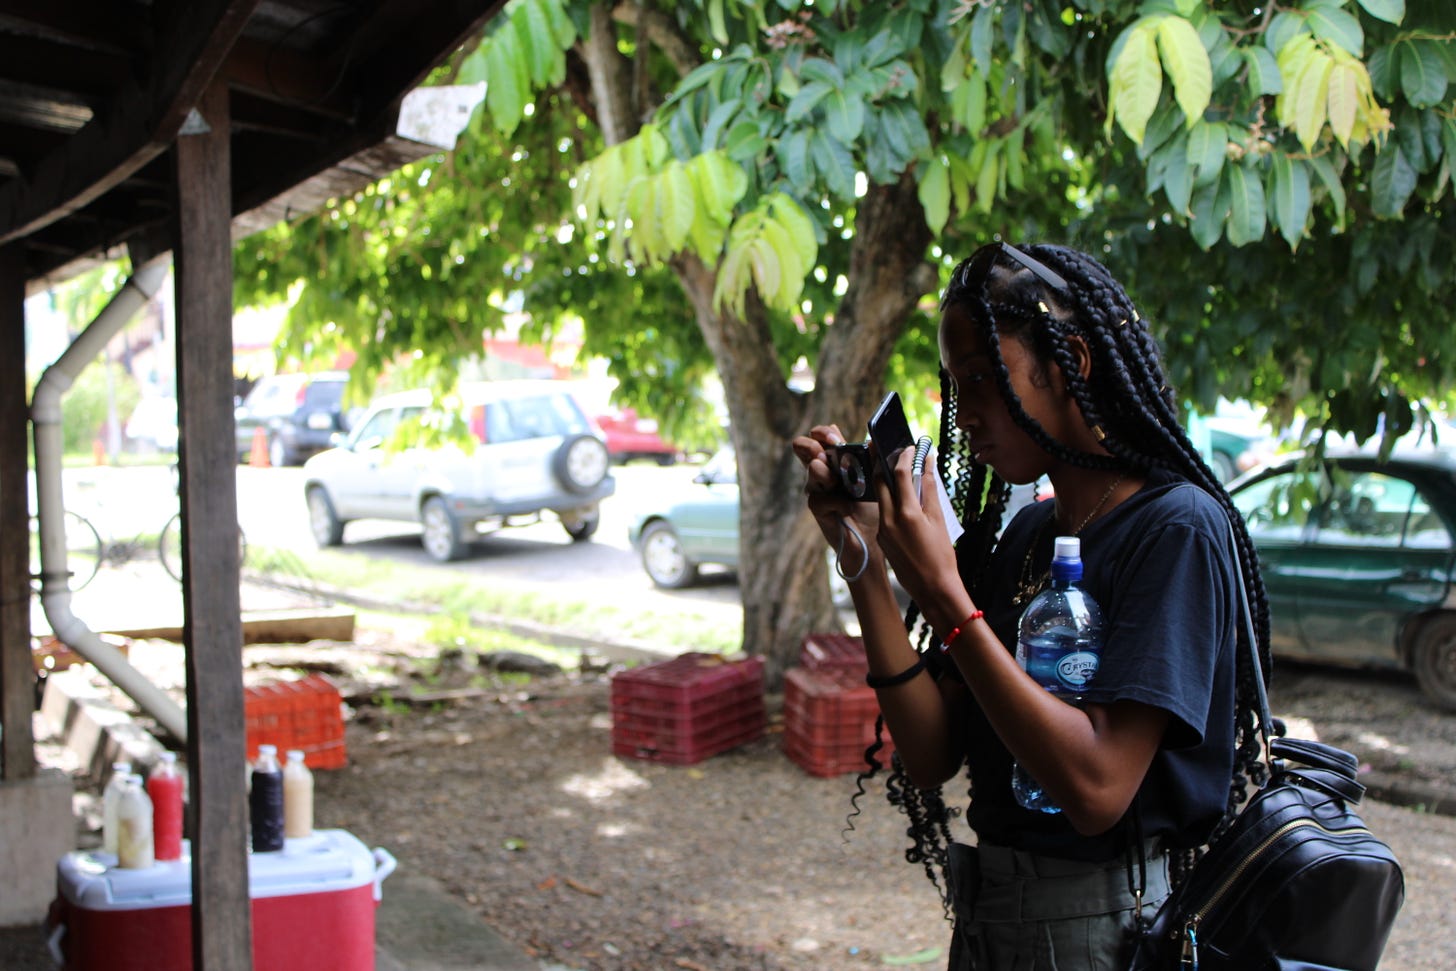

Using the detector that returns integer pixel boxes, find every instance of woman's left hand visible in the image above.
[873,446,962,619]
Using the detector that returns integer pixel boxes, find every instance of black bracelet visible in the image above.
[865,655,927,689]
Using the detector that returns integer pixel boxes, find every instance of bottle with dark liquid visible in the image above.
[249,744,285,852]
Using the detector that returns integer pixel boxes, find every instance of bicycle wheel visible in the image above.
[29,511,103,592]
[159,514,248,581]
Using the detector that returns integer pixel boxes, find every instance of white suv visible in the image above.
[301,381,614,561]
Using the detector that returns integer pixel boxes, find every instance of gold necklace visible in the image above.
[1011,472,1127,608]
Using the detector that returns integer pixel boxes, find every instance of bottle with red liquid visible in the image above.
[249,744,285,853]
[147,751,185,861]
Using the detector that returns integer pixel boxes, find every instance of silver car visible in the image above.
[302,381,614,561]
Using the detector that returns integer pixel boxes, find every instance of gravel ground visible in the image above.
[7,625,1456,970]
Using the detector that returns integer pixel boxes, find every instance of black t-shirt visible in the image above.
[948,468,1239,862]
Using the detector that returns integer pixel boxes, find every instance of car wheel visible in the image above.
[420,495,467,562]
[306,486,345,547]
[1413,614,1456,712]
[639,520,698,589]
[268,434,293,468]
[562,509,600,542]
[553,434,610,493]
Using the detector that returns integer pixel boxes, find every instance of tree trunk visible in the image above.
[578,7,939,685]
[672,173,936,685]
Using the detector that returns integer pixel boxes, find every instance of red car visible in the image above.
[596,409,680,465]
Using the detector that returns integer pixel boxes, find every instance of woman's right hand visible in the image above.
[791,425,883,577]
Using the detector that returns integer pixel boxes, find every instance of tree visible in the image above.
[235,0,1455,680]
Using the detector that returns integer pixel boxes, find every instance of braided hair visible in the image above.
[851,242,1274,901]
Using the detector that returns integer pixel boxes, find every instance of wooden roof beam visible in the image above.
[0,0,260,246]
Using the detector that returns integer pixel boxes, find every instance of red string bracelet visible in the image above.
[939,610,985,653]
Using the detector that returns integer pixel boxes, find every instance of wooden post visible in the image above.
[0,242,35,781]
[173,79,253,969]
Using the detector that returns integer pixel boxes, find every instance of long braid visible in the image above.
[863,241,1276,898]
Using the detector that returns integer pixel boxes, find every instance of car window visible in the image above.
[1233,469,1321,542]
[302,380,345,408]
[352,408,400,450]
[485,394,590,443]
[1317,470,1452,551]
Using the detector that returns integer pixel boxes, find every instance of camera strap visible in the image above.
[834,516,870,582]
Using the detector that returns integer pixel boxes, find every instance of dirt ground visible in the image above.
[10,623,1456,971]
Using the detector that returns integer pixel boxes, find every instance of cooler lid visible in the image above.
[57,829,379,911]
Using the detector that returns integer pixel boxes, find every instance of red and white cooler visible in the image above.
[48,829,397,971]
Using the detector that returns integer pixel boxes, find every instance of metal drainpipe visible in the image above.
[31,255,188,742]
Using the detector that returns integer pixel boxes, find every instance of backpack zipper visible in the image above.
[1177,816,1375,968]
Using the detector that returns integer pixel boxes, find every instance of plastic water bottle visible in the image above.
[1011,536,1104,814]
[249,745,285,852]
[101,760,132,858]
[116,775,155,869]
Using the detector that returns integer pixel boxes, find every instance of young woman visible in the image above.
[792,242,1271,969]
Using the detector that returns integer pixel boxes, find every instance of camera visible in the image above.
[830,441,879,502]
[826,392,917,502]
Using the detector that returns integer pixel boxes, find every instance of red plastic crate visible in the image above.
[611,653,766,765]
[799,633,868,673]
[782,665,895,777]
[245,675,347,769]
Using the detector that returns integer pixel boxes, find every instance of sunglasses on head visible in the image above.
[963,241,1069,293]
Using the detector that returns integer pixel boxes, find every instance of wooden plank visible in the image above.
[99,607,358,646]
[0,242,36,781]
[173,78,252,970]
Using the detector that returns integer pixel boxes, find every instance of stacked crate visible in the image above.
[611,653,766,765]
[244,673,347,769]
[782,634,896,777]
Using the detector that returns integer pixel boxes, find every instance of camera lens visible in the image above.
[837,451,869,499]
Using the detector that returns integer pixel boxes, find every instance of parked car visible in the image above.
[596,408,680,465]
[124,396,178,453]
[235,371,354,467]
[1229,449,1456,710]
[301,381,614,561]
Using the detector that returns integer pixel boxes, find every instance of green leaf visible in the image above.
[456,48,489,87]
[1290,44,1335,151]
[1244,46,1283,96]
[1155,16,1212,127]
[484,32,528,135]
[1226,162,1267,246]
[918,157,950,234]
[1189,178,1229,249]
[859,28,905,69]
[800,58,846,88]
[701,99,742,150]
[1307,152,1347,223]
[722,121,766,162]
[1108,20,1163,144]
[785,80,834,124]
[970,5,995,75]
[1269,153,1311,250]
[1397,40,1449,108]
[1307,6,1364,56]
[1444,116,1456,185]
[1325,60,1360,147]
[810,130,857,200]
[1371,142,1417,217]
[657,162,697,254]
[780,129,813,188]
[1356,0,1405,24]
[824,90,867,142]
[1367,45,1396,99]
[708,0,728,45]
[1186,120,1226,188]
[1265,12,1305,57]
[517,1,555,87]
[770,194,818,255]
[974,140,1001,212]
